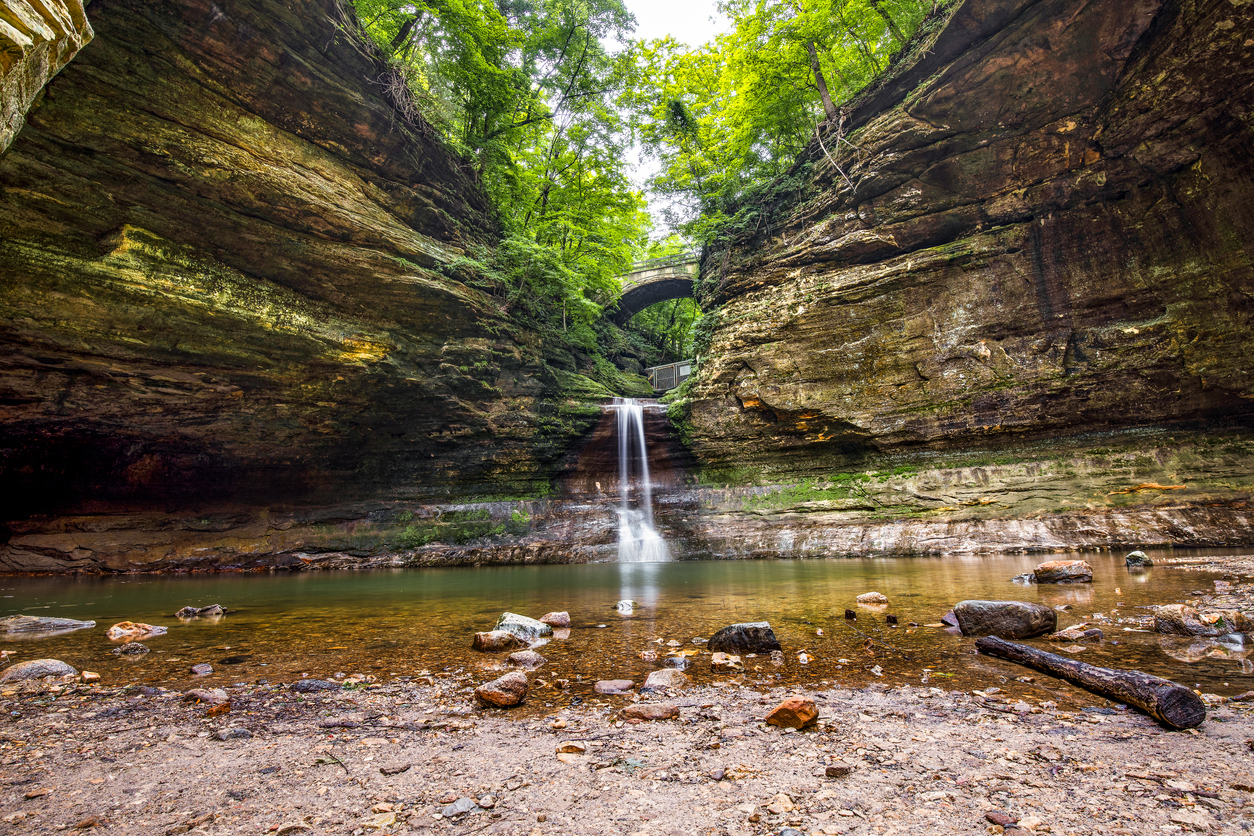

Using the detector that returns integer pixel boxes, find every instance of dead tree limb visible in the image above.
[975,636,1205,730]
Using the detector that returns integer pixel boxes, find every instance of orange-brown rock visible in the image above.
[1034,561,1094,584]
[471,631,526,652]
[765,696,818,729]
[105,621,166,640]
[474,672,528,708]
[618,704,679,722]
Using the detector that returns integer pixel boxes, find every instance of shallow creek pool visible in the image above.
[3,549,1250,708]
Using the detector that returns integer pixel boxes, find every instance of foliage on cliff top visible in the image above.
[624,0,944,248]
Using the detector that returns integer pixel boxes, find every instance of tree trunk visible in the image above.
[805,41,839,122]
[867,0,909,46]
[975,636,1206,729]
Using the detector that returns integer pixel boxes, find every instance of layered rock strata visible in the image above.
[687,0,1254,480]
[0,0,601,525]
[0,0,92,153]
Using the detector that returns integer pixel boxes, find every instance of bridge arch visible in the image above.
[612,254,699,324]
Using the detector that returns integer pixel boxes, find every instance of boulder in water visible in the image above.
[507,650,546,669]
[856,591,888,605]
[111,642,149,655]
[711,652,742,671]
[708,622,782,654]
[594,679,634,694]
[642,669,688,690]
[0,659,78,681]
[106,621,167,640]
[1154,603,1249,636]
[1034,560,1093,584]
[0,615,95,635]
[1048,624,1104,642]
[475,671,528,707]
[614,600,637,614]
[472,630,527,652]
[539,611,570,627]
[493,612,552,642]
[174,604,224,619]
[953,600,1057,639]
[1126,551,1154,567]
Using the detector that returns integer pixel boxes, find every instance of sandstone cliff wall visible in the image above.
[687,0,1254,480]
[0,0,92,154]
[0,0,595,524]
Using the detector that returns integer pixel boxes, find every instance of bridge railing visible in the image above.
[646,359,694,392]
[630,252,698,272]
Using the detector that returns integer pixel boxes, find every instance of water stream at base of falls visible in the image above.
[610,397,670,563]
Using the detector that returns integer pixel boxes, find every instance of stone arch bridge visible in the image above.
[611,253,699,324]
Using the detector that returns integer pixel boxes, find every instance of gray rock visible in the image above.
[175,604,224,619]
[594,679,634,694]
[1125,550,1153,567]
[291,679,341,693]
[664,655,689,670]
[442,797,482,817]
[953,600,1057,639]
[111,642,149,655]
[1011,572,1037,584]
[0,658,78,681]
[506,650,546,669]
[642,668,689,690]
[614,599,637,614]
[493,612,552,642]
[214,727,252,741]
[190,663,213,676]
[708,621,782,654]
[0,615,95,634]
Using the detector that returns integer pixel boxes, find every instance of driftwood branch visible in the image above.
[975,636,1205,730]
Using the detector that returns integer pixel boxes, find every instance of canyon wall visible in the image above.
[0,0,92,154]
[669,0,1254,536]
[0,0,603,531]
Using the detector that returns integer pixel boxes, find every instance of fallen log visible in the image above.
[974,636,1206,730]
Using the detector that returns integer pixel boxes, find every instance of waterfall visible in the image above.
[610,397,671,562]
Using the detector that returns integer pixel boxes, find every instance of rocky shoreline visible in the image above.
[3,554,1254,834]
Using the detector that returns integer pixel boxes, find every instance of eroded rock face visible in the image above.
[684,0,1254,492]
[0,0,92,154]
[0,0,600,531]
[953,600,1056,639]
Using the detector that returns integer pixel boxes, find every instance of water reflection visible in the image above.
[0,549,1248,701]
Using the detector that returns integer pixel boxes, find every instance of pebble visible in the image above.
[441,798,481,817]
[213,727,252,741]
[507,650,546,669]
[185,688,230,705]
[824,761,852,778]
